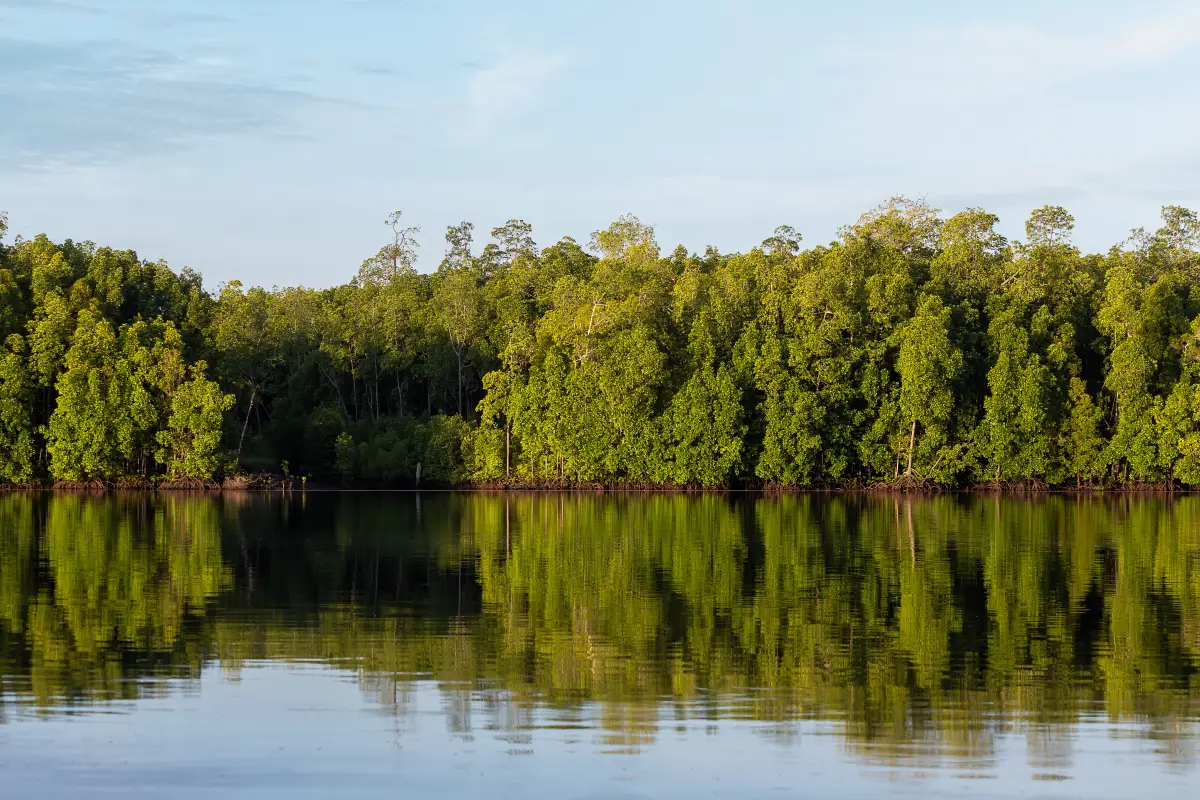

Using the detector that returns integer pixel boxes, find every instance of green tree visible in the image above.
[44,312,188,481]
[213,281,275,465]
[896,294,963,480]
[433,266,485,417]
[358,210,420,285]
[1060,377,1106,485]
[0,334,35,482]
[156,363,235,479]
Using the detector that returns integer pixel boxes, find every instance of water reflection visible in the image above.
[0,494,228,709]
[1,492,1199,775]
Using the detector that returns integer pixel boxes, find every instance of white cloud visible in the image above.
[954,6,1200,79]
[460,50,568,143]
[865,5,1200,104]
[812,5,1200,216]
[1088,9,1200,64]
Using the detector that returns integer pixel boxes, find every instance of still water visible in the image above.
[1,492,1199,798]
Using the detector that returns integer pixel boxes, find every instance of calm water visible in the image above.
[1,492,1199,798]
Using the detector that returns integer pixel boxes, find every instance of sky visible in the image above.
[2,0,1200,288]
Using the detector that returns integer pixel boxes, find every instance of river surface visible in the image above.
[1,492,1199,798]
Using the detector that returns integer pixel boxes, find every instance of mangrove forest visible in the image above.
[1,200,1199,488]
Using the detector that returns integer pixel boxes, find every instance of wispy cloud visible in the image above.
[952,7,1200,82]
[460,50,569,144]
[854,5,1200,103]
[0,37,327,169]
[813,4,1200,218]
[141,10,229,29]
[631,174,880,217]
[0,0,103,12]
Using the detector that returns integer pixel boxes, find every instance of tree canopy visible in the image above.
[3,200,1200,487]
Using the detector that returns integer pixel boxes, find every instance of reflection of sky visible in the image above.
[3,1,1200,288]
[1,664,1195,798]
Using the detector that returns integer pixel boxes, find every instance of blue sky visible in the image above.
[2,0,1199,288]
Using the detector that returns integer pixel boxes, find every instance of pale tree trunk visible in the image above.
[320,364,349,422]
[905,420,916,476]
[455,344,464,416]
[236,385,257,467]
[505,417,511,479]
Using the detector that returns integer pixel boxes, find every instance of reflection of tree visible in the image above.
[202,493,1200,769]
[0,494,228,706]
[0,495,37,697]
[3,493,1200,771]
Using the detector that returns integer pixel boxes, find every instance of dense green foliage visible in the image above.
[3,201,1200,486]
[3,493,1200,766]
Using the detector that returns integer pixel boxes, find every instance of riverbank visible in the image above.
[0,476,1189,494]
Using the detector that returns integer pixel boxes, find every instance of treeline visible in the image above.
[1,200,1199,487]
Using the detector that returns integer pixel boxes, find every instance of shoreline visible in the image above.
[1,480,1191,495]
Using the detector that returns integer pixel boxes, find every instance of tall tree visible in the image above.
[896,295,963,479]
[0,334,35,482]
[433,268,484,417]
[156,363,235,479]
[213,281,275,465]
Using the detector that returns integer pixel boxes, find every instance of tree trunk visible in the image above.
[455,345,464,417]
[236,385,257,466]
[905,420,916,476]
[320,366,350,422]
[505,417,511,479]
